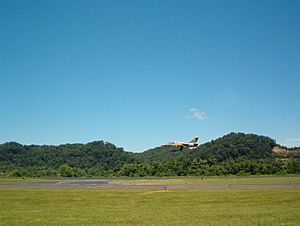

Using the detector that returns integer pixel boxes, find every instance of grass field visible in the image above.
[0,187,299,225]
[112,176,300,186]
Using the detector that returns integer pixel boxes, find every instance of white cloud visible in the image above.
[188,108,207,120]
[281,138,300,147]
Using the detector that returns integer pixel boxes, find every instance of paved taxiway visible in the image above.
[0,178,299,189]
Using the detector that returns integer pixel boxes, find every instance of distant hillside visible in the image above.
[184,132,276,162]
[0,132,298,177]
[0,141,138,176]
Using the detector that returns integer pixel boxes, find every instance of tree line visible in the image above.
[3,158,299,177]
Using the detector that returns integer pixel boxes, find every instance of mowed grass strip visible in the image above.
[0,177,55,183]
[0,188,299,225]
[112,176,300,186]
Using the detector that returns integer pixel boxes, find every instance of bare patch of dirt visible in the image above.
[272,147,289,154]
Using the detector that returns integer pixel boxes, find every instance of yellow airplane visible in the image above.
[160,137,199,150]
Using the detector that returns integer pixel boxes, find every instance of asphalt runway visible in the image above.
[1,178,300,189]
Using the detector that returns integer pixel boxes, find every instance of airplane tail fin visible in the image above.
[190,137,199,143]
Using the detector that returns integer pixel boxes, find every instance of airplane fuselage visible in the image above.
[160,137,199,150]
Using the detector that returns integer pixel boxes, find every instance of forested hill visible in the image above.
[0,133,299,177]
[184,132,276,162]
[0,141,137,176]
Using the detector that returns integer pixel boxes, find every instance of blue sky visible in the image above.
[1,0,299,151]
